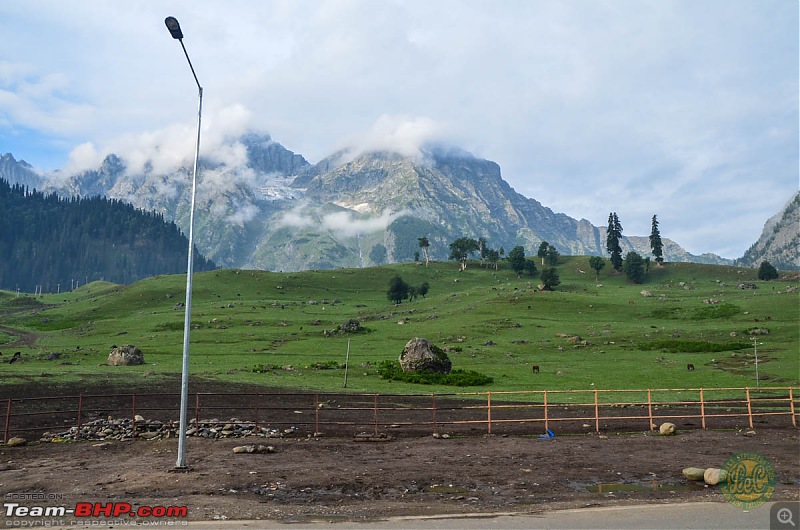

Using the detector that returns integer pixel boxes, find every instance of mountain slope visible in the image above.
[736,192,800,270]
[1,137,735,271]
[0,178,216,292]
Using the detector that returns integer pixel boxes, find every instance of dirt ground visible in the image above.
[0,380,798,525]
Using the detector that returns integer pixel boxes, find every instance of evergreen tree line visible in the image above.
[0,179,216,293]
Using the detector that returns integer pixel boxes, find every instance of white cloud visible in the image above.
[276,204,406,239]
[343,115,448,160]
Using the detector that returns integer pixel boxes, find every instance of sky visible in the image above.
[0,0,797,259]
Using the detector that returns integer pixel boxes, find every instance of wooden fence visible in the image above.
[2,386,797,442]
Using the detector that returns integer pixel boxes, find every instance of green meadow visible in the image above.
[1,257,797,400]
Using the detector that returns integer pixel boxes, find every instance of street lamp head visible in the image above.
[165,16,184,40]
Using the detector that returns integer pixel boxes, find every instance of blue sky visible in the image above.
[0,0,797,259]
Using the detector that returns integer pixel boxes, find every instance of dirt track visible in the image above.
[1,425,798,523]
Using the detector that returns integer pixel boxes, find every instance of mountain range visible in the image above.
[1,134,795,272]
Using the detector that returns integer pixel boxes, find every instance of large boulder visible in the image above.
[108,345,145,366]
[682,467,706,481]
[704,468,728,485]
[399,338,452,374]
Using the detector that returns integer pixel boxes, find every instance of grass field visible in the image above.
[1,257,797,399]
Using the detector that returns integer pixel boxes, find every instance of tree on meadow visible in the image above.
[448,237,480,271]
[386,275,410,304]
[758,261,779,280]
[545,244,560,266]
[507,245,527,276]
[523,259,538,276]
[623,251,646,284]
[418,282,430,298]
[537,241,549,265]
[418,237,431,267]
[649,214,664,264]
[588,256,606,282]
[540,267,561,290]
[606,212,623,271]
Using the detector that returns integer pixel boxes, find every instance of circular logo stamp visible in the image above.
[720,451,776,510]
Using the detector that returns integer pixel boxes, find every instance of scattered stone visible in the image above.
[640,290,652,297]
[108,345,145,366]
[354,432,393,442]
[682,467,706,481]
[704,468,727,485]
[233,445,273,454]
[339,319,363,333]
[659,422,676,436]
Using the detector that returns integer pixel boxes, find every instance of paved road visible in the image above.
[180,501,796,530]
[39,501,799,529]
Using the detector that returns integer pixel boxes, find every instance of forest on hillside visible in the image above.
[0,179,216,293]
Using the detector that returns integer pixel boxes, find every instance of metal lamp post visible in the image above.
[165,15,203,470]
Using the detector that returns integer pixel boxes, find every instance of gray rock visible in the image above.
[398,338,452,374]
[108,345,144,366]
[682,467,706,481]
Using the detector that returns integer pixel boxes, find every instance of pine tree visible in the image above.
[649,214,664,264]
[606,212,623,271]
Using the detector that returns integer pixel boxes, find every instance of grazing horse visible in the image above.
[9,352,21,364]
[687,363,695,371]
[532,365,540,373]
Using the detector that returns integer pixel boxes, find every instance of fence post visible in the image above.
[745,388,753,430]
[76,394,83,440]
[4,399,10,443]
[789,387,796,428]
[195,393,200,431]
[373,394,379,436]
[594,389,600,433]
[647,389,654,430]
[432,394,437,436]
[255,392,260,433]
[132,393,137,436]
[543,391,548,433]
[487,392,492,435]
[699,388,706,430]
[314,394,319,435]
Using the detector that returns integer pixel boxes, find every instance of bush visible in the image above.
[377,360,493,386]
[638,339,751,353]
[758,261,779,280]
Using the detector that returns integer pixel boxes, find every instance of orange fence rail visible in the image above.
[2,386,798,442]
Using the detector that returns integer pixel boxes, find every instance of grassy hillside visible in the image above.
[1,258,797,397]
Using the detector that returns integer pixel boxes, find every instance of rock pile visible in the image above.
[37,416,298,443]
[107,345,145,366]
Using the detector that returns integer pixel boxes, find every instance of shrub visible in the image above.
[638,339,751,353]
[377,360,493,386]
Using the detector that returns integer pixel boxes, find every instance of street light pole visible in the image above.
[165,15,203,470]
